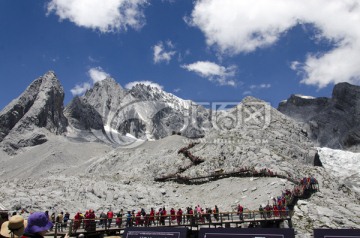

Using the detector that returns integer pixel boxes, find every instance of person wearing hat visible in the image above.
[22,212,53,238]
[0,215,27,238]
[0,212,9,231]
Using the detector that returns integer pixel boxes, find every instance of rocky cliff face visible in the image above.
[278,82,360,150]
[64,96,104,131]
[278,95,330,122]
[128,84,210,139]
[0,71,67,154]
[65,79,210,145]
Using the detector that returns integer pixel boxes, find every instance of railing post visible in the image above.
[68,220,73,236]
[54,222,58,238]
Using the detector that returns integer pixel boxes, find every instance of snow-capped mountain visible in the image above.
[65,77,210,147]
[0,71,360,237]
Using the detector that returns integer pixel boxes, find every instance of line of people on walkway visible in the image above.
[70,205,221,230]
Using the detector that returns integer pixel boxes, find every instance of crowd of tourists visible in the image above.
[70,205,221,232]
[0,175,319,237]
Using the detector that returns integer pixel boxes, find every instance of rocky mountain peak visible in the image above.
[278,82,360,150]
[85,77,126,99]
[64,78,209,143]
[129,83,167,101]
[0,71,67,154]
[332,82,360,110]
[278,94,330,122]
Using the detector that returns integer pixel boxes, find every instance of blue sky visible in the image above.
[1,0,360,110]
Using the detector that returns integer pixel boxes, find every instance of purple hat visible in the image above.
[24,212,53,234]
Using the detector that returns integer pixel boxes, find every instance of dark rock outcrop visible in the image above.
[0,71,67,154]
[64,96,104,131]
[313,152,323,167]
[278,95,330,122]
[278,82,360,150]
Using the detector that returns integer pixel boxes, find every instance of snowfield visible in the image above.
[318,147,360,193]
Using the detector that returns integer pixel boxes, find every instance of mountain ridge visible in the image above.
[4,72,360,153]
[0,71,360,236]
[278,82,360,150]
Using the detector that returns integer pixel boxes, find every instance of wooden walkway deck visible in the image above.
[47,212,293,237]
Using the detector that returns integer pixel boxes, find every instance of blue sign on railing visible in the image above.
[314,229,360,238]
[199,228,295,238]
[123,227,188,238]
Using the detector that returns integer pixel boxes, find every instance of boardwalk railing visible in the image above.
[48,210,293,237]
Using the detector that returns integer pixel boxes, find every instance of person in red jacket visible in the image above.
[188,208,194,225]
[237,204,244,220]
[90,210,96,231]
[170,208,176,223]
[73,212,81,232]
[149,208,155,226]
[273,205,279,217]
[107,209,114,228]
[160,207,166,225]
[135,211,142,226]
[176,209,183,225]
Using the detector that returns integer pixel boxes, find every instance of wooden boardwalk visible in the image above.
[46,158,318,238]
[47,211,293,237]
[46,179,319,238]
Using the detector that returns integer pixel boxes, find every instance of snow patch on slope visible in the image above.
[318,147,360,193]
[294,94,315,99]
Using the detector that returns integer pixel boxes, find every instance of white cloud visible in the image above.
[70,82,91,96]
[88,67,110,83]
[88,56,99,63]
[70,67,111,96]
[189,0,360,88]
[260,83,271,89]
[242,91,252,96]
[47,0,148,33]
[125,80,164,90]
[177,49,191,62]
[249,83,271,90]
[181,61,237,86]
[245,83,271,96]
[173,88,181,93]
[153,41,176,64]
[290,61,301,71]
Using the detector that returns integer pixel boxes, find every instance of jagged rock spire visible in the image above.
[0,71,67,154]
